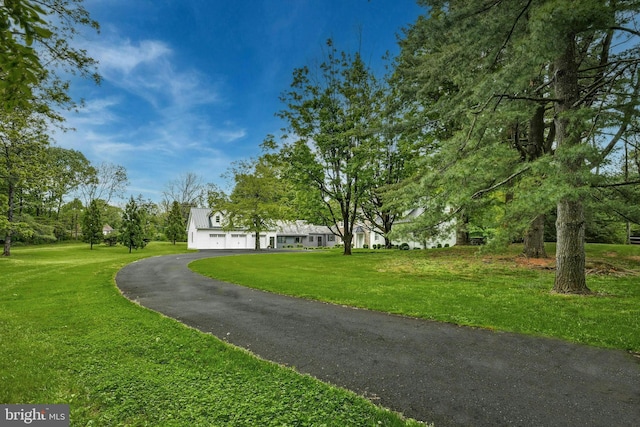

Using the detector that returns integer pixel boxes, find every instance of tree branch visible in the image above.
[493,93,560,104]
[471,166,531,199]
[610,26,640,38]
[591,179,640,188]
[492,0,533,68]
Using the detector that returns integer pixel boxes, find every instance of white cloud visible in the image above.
[86,35,220,108]
[93,39,171,75]
[56,30,251,202]
[70,96,121,126]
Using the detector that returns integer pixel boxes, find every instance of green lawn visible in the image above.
[190,244,640,352]
[0,243,424,426]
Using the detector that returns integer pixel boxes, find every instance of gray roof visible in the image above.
[189,208,335,235]
[276,220,334,236]
[189,208,215,229]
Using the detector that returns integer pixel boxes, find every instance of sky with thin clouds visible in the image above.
[54,0,425,204]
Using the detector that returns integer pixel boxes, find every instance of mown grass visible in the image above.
[190,243,640,352]
[0,243,424,426]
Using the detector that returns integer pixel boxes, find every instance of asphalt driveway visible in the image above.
[115,250,640,426]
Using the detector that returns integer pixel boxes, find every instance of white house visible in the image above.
[353,208,457,249]
[187,207,455,251]
[187,208,277,250]
[275,220,337,249]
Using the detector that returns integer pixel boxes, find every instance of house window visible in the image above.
[327,235,335,241]
[277,236,285,243]
[215,215,221,224]
[209,234,225,238]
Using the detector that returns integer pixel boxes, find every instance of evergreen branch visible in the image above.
[610,26,640,38]
[591,180,640,188]
[590,192,640,225]
[471,166,531,199]
[594,67,640,163]
[492,0,533,68]
[578,58,640,74]
[493,93,559,104]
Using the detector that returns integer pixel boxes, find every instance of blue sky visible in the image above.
[55,0,425,204]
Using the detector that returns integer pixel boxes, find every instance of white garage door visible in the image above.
[208,233,226,249]
[229,234,248,249]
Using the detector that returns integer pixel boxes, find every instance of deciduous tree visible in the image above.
[209,150,291,250]
[0,0,99,109]
[279,40,381,255]
[0,108,48,255]
[161,172,207,220]
[77,162,128,206]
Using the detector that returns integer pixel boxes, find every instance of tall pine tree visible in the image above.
[394,0,640,293]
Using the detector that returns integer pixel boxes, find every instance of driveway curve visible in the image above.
[115,250,640,426]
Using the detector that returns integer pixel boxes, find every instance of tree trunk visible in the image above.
[2,232,11,256]
[384,236,392,249]
[523,214,547,258]
[342,232,353,255]
[254,231,260,251]
[2,180,16,256]
[456,212,470,246]
[552,33,589,294]
[554,200,588,293]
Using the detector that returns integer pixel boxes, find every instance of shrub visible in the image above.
[104,234,119,246]
[399,243,410,250]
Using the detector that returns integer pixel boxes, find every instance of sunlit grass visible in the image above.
[191,243,640,351]
[1,242,424,426]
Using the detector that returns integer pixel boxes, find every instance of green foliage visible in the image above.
[58,198,84,240]
[165,200,186,244]
[12,213,57,244]
[0,0,99,109]
[0,107,50,255]
[279,40,383,254]
[81,199,102,250]
[192,245,640,351]
[0,243,422,426]
[212,147,293,250]
[393,0,640,292]
[119,196,145,253]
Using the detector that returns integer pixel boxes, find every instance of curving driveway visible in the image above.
[115,250,640,426]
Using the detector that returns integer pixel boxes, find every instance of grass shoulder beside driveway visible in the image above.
[1,242,424,426]
[190,244,640,352]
